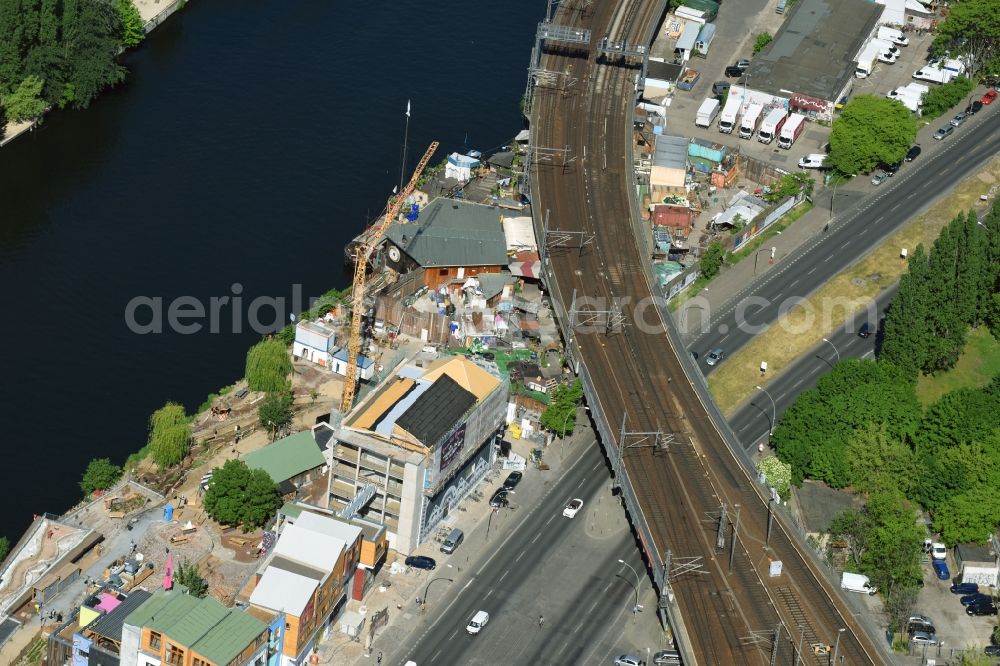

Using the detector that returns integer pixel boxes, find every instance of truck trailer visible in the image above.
[777,113,805,149]
[841,572,877,595]
[913,64,955,84]
[855,43,880,78]
[717,92,744,134]
[695,97,721,127]
[878,26,909,46]
[757,108,787,144]
[738,103,764,139]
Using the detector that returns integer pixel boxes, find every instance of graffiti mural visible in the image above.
[420,435,498,542]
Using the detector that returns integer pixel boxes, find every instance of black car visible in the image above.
[961,593,992,606]
[489,488,511,508]
[502,471,523,490]
[712,81,731,96]
[985,645,1000,657]
[967,602,998,617]
[905,145,921,162]
[950,582,979,595]
[405,555,436,570]
[858,322,873,338]
[725,65,744,77]
[880,161,901,176]
[966,100,983,115]
[907,620,935,635]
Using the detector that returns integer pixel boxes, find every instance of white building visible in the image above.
[444,152,480,182]
[293,320,337,368]
[331,347,375,381]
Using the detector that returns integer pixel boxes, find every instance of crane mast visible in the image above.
[340,141,439,413]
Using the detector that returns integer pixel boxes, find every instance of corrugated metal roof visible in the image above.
[653,135,689,170]
[89,589,152,640]
[241,431,325,484]
[676,21,700,51]
[189,608,267,665]
[385,198,507,268]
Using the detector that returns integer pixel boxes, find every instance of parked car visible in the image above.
[961,593,993,606]
[563,498,584,518]
[950,111,969,127]
[502,471,523,490]
[905,145,921,162]
[910,631,939,646]
[966,100,983,115]
[712,81,731,96]
[798,153,828,169]
[967,602,998,617]
[931,542,948,560]
[985,645,1000,657]
[950,582,979,595]
[871,170,888,186]
[724,60,750,77]
[489,488,510,508]
[652,650,681,665]
[705,348,726,366]
[982,89,998,104]
[614,656,646,666]
[907,618,935,635]
[881,161,900,176]
[934,125,954,140]
[932,559,950,580]
[405,555,436,570]
[858,322,873,338]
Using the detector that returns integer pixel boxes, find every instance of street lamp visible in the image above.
[486,491,514,539]
[753,248,771,276]
[821,337,840,362]
[421,577,454,611]
[617,559,641,621]
[831,627,845,665]
[756,385,776,437]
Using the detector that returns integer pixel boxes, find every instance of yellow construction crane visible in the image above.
[340,141,439,413]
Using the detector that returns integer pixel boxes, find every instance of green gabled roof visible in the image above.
[241,431,325,484]
[190,608,267,665]
[124,588,267,665]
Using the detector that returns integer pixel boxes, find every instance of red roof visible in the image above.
[652,205,693,228]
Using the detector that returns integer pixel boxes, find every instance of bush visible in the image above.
[259,392,294,434]
[753,32,773,54]
[700,241,725,280]
[920,76,975,119]
[80,458,123,495]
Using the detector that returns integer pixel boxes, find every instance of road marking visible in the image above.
[790,278,799,287]
[807,266,817,275]
[863,350,874,358]
[576,477,587,488]
[874,216,884,223]
[545,514,556,525]
[793,378,804,388]
[839,241,851,250]
[498,569,509,583]
[484,588,493,598]
[516,550,526,562]
[531,532,541,544]
[432,650,442,661]
[824,254,833,262]
[890,202,901,211]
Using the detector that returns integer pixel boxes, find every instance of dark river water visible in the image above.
[0,0,540,542]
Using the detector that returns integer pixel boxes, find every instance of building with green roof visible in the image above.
[123,588,276,666]
[241,430,326,492]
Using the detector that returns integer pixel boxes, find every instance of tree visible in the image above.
[258,391,293,435]
[756,456,791,500]
[2,75,46,122]
[883,585,919,636]
[772,359,920,486]
[934,485,1000,546]
[175,559,208,597]
[700,241,725,280]
[115,0,144,48]
[880,245,932,377]
[540,379,584,437]
[80,457,123,494]
[203,459,281,532]
[0,537,9,563]
[245,338,292,393]
[762,172,813,203]
[846,424,916,496]
[828,96,916,175]
[931,0,1000,80]
[146,402,191,468]
[920,76,975,119]
[753,32,773,54]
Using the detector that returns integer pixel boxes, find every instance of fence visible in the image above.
[374,298,450,345]
[143,0,186,33]
[737,153,790,186]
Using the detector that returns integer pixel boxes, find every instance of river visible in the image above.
[0,0,541,543]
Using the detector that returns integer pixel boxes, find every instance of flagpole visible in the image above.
[400,100,411,194]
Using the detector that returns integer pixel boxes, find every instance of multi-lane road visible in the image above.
[529,0,887,663]
[694,110,1000,372]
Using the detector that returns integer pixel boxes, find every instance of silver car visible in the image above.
[910,631,939,646]
[950,111,968,127]
[705,348,725,366]
[933,125,954,140]
[871,170,887,186]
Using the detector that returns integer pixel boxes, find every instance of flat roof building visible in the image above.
[746,0,882,121]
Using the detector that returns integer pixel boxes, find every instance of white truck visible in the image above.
[871,39,899,64]
[855,43,881,78]
[777,113,806,149]
[738,103,764,139]
[891,93,922,114]
[695,97,721,127]
[757,108,787,144]
[878,25,909,46]
[717,92,744,134]
[841,572,877,595]
[913,64,955,83]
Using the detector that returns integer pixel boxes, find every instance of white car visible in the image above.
[931,542,947,560]
[615,656,646,666]
[563,499,583,518]
[798,154,827,169]
[466,610,489,634]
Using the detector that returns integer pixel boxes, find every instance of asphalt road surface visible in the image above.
[395,445,646,665]
[729,287,897,451]
[694,110,1000,373]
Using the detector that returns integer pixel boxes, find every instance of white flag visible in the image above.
[406,100,411,117]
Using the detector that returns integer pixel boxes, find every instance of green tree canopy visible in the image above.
[920,76,975,119]
[828,95,917,175]
[762,172,813,203]
[931,0,1000,79]
[753,32,772,55]
[80,457,123,495]
[756,455,791,500]
[203,459,282,532]
[934,485,1000,546]
[846,423,916,496]
[0,537,9,563]
[2,75,46,122]
[700,241,725,280]
[772,358,920,487]
[245,338,292,393]
[540,379,584,437]
[115,0,144,48]
[175,559,208,597]
[147,401,191,468]
[258,391,294,435]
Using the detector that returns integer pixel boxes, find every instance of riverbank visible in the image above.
[0,0,187,148]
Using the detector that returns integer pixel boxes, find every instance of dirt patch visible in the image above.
[709,154,1000,414]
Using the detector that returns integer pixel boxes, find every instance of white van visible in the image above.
[841,572,877,595]
[467,610,490,634]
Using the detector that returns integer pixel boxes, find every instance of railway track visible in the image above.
[528,1,886,664]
